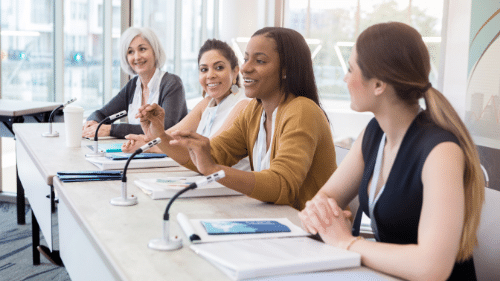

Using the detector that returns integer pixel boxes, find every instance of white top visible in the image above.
[128,68,166,124]
[196,91,251,171]
[252,107,277,172]
[368,133,387,241]
[196,91,247,137]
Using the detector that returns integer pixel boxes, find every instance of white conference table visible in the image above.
[15,123,398,280]
[14,123,188,265]
[0,99,61,225]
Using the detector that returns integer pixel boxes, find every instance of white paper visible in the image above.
[86,156,178,170]
[134,176,243,199]
[190,237,361,280]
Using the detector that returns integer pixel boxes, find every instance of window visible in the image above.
[1,0,54,102]
[31,0,53,24]
[284,0,444,104]
[64,1,121,112]
[132,0,220,100]
[1,0,55,192]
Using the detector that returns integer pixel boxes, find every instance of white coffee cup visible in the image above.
[63,105,84,148]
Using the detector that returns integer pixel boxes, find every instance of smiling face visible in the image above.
[127,35,156,78]
[198,50,239,104]
[344,47,376,112]
[240,35,282,101]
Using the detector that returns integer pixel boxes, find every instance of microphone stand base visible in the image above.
[42,132,60,137]
[148,237,183,251]
[110,196,138,206]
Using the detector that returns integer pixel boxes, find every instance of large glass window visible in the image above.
[133,0,219,100]
[1,0,55,193]
[1,0,54,102]
[64,0,121,112]
[284,0,444,104]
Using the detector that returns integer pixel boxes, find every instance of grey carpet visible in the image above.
[0,202,70,281]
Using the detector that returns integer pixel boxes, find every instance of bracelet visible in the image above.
[346,236,363,251]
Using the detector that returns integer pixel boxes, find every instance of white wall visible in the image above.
[441,0,472,119]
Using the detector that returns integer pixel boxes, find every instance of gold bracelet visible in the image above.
[346,236,363,251]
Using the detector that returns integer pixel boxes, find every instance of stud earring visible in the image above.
[283,75,286,79]
[231,84,239,94]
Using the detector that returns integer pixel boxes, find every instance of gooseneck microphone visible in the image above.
[85,110,127,157]
[148,170,226,251]
[110,137,162,206]
[42,97,77,137]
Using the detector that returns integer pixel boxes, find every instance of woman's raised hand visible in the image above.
[169,130,218,175]
[136,104,166,140]
[122,134,149,153]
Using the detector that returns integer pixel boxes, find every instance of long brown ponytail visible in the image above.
[423,87,484,261]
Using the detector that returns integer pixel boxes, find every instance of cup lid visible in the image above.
[63,105,84,112]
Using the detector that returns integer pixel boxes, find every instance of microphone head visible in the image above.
[137,137,162,153]
[63,97,77,107]
[109,110,127,121]
[193,170,226,188]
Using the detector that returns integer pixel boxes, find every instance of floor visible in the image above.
[0,202,70,281]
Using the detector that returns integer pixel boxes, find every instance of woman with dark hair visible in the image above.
[299,22,484,280]
[136,27,336,210]
[122,39,250,170]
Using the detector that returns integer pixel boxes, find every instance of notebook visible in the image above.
[86,156,178,170]
[57,170,122,182]
[105,153,167,160]
[177,213,308,243]
[190,237,361,280]
[201,220,291,235]
[133,176,242,199]
[86,143,123,153]
[57,174,122,182]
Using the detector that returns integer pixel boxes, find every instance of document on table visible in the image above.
[177,213,309,243]
[134,176,243,199]
[86,156,178,170]
[190,237,361,280]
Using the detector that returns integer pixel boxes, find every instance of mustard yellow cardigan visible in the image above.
[184,94,336,210]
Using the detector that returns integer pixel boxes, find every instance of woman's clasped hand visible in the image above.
[299,194,353,249]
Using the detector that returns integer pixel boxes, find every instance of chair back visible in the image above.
[334,145,349,167]
[334,145,362,233]
[474,165,500,280]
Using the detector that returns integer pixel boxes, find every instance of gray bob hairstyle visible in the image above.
[120,27,166,75]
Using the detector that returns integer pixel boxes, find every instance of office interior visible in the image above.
[0,0,499,280]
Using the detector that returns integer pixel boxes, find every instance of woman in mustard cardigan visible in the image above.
[136,28,336,210]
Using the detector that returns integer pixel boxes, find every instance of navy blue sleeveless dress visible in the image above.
[356,112,476,280]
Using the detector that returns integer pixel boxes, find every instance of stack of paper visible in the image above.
[190,237,361,280]
[86,156,178,170]
[134,176,242,199]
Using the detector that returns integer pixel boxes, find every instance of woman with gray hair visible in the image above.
[82,27,187,139]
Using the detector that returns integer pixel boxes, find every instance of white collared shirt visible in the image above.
[128,68,166,124]
[252,107,278,172]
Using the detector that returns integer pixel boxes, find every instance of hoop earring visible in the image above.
[231,84,239,94]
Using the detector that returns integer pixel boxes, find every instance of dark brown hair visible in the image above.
[356,22,484,262]
[198,39,240,97]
